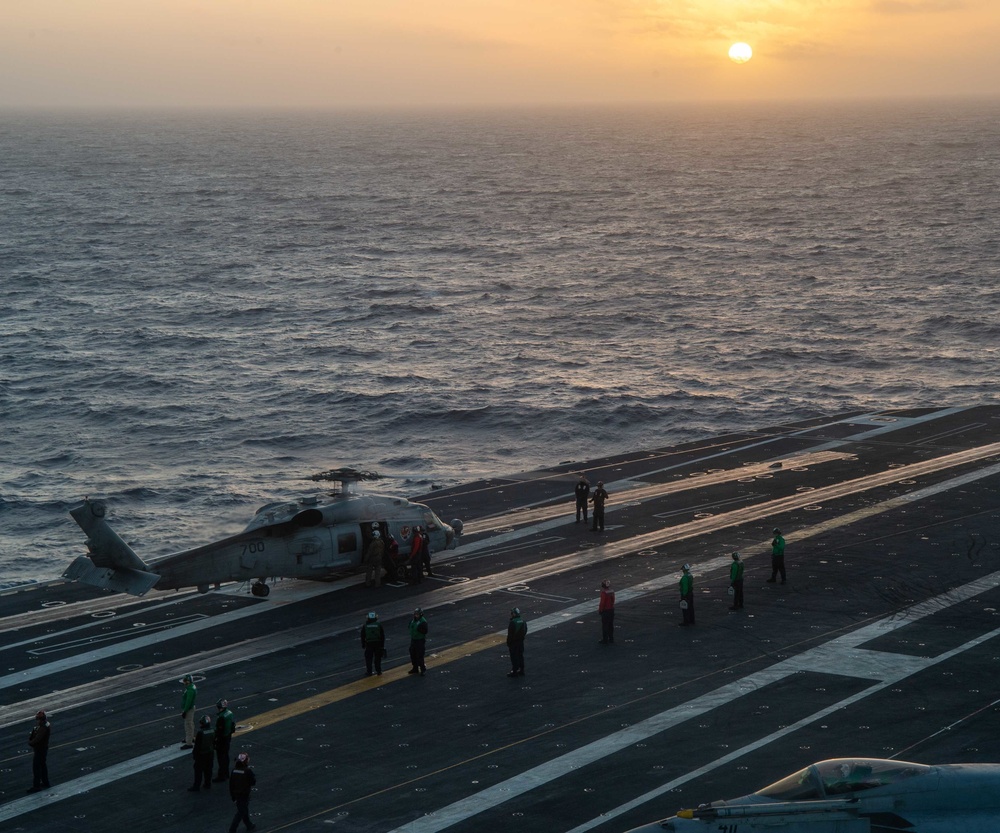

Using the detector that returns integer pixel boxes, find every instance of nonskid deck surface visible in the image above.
[1,406,999,832]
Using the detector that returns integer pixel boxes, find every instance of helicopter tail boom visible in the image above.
[65,498,161,596]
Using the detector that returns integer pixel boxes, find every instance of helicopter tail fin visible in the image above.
[65,498,161,596]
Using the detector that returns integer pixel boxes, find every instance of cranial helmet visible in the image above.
[373,530,381,538]
[200,715,212,727]
[601,580,610,588]
[217,699,228,710]
[732,551,741,559]
[367,611,377,620]
[237,752,250,764]
[414,608,422,616]
[773,528,781,534]
[511,607,520,616]
[683,563,691,572]
[36,710,46,720]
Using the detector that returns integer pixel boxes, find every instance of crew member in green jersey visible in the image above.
[729,551,745,610]
[408,608,428,675]
[679,564,695,626]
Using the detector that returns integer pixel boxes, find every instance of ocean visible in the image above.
[2,99,999,585]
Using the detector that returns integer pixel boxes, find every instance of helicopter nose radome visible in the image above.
[444,519,463,549]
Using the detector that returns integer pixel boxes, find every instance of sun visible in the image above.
[728,42,753,64]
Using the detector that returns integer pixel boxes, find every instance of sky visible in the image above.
[2,0,998,108]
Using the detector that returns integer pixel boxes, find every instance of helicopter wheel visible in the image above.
[251,581,270,598]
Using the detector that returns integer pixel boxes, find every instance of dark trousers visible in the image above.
[365,645,383,674]
[600,610,615,643]
[592,506,605,531]
[229,796,253,832]
[409,639,426,672]
[770,556,786,582]
[576,498,588,522]
[731,580,744,609]
[192,752,213,788]
[681,594,695,625]
[215,735,232,779]
[32,751,50,789]
[508,641,524,673]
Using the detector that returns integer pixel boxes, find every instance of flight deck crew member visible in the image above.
[27,710,51,793]
[361,611,386,676]
[408,608,428,675]
[679,564,695,626]
[365,528,385,588]
[228,751,257,833]
[419,527,435,577]
[189,714,216,791]
[408,527,424,584]
[729,551,745,610]
[598,579,615,644]
[180,674,197,749]
[768,528,786,584]
[575,474,591,523]
[591,481,608,532]
[213,699,236,782]
[507,607,527,677]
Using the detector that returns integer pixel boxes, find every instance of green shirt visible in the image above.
[216,708,235,738]
[409,616,428,641]
[772,534,786,557]
[730,560,744,582]
[679,573,693,596]
[181,683,197,713]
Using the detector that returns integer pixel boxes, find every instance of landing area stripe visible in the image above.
[387,573,1000,833]
[3,458,999,824]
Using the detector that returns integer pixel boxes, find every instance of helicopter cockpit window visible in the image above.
[815,759,930,796]
[755,766,822,801]
[422,511,442,531]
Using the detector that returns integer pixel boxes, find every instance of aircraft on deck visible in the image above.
[64,468,463,597]
[628,757,1000,832]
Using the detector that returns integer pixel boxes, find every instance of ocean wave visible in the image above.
[2,102,999,583]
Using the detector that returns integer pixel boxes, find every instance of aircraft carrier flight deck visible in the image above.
[2,405,1000,832]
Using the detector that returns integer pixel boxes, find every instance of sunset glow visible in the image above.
[1,0,997,107]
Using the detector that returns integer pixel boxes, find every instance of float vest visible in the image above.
[409,617,428,640]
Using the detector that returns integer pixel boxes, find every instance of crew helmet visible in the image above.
[682,563,691,572]
[36,710,46,720]
[511,607,520,616]
[217,699,228,710]
[414,607,423,616]
[367,611,377,621]
[732,551,741,560]
[773,527,781,534]
[601,579,610,589]
[200,715,212,727]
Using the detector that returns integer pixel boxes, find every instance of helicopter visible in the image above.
[63,468,463,597]
[626,757,1000,833]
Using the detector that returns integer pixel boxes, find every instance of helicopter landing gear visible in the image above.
[251,581,270,598]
